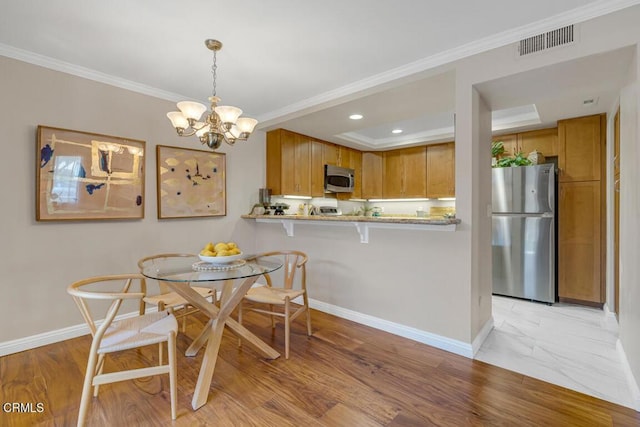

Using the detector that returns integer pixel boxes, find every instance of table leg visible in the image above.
[189,276,281,410]
[185,318,213,357]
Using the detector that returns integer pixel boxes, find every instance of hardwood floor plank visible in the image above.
[0,309,637,426]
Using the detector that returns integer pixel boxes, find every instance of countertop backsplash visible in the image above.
[268,196,455,217]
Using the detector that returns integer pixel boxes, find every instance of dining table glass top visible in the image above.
[140,254,282,283]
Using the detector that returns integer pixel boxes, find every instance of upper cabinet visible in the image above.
[266,129,311,196]
[519,128,558,157]
[494,129,557,158]
[311,139,326,197]
[558,114,604,182]
[494,134,519,158]
[383,146,427,198]
[426,142,455,199]
[362,152,383,199]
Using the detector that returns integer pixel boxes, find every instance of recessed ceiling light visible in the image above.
[391,129,403,134]
[349,114,363,120]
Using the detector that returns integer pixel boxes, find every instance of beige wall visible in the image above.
[0,56,266,342]
[619,47,640,389]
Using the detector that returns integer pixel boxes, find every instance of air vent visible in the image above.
[518,25,575,56]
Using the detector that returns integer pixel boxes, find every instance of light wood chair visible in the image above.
[238,250,312,359]
[66,274,178,427]
[137,253,215,333]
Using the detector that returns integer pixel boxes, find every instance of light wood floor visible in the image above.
[1,309,638,426]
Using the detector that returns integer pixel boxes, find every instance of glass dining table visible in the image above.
[139,253,283,410]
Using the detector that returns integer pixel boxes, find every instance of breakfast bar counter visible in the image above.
[241,214,461,243]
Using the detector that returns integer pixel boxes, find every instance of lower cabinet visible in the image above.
[558,181,603,303]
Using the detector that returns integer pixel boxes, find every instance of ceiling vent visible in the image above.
[517,25,575,56]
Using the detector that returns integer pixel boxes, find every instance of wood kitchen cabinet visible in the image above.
[558,181,603,303]
[426,142,455,198]
[519,128,558,157]
[558,114,604,182]
[311,139,326,197]
[556,113,606,306]
[493,133,518,157]
[494,128,557,158]
[383,146,427,198]
[362,152,383,199]
[266,129,311,196]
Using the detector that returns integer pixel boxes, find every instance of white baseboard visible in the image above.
[471,316,494,357]
[3,300,481,360]
[309,298,475,358]
[0,308,157,357]
[616,339,640,411]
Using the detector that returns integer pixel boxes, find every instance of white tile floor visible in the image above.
[476,295,636,410]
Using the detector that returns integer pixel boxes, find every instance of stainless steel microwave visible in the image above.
[324,164,354,193]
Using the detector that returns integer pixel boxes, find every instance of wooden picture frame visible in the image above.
[36,126,145,221]
[156,145,226,219]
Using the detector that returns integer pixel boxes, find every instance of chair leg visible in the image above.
[284,297,290,359]
[167,331,177,420]
[237,300,243,348]
[77,349,100,427]
[181,306,188,333]
[92,354,105,397]
[269,304,276,329]
[303,292,312,336]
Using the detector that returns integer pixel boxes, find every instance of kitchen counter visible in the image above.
[241,214,460,243]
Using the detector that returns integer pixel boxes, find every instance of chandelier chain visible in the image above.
[211,49,217,97]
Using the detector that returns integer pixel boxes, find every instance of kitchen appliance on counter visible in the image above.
[492,163,557,304]
[318,206,342,216]
[259,188,272,214]
[324,165,354,193]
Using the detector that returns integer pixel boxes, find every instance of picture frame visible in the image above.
[36,126,145,221]
[156,145,226,219]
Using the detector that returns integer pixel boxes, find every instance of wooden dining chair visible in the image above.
[237,250,312,359]
[66,274,178,427]
[137,253,215,333]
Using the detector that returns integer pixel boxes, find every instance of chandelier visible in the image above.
[166,39,258,150]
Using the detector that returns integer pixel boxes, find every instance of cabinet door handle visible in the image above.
[615,179,620,193]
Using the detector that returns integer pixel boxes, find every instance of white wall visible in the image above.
[0,56,266,343]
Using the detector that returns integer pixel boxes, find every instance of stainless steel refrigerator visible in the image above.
[492,163,557,303]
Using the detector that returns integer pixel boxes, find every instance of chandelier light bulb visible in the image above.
[235,117,258,134]
[177,101,207,121]
[214,106,242,125]
[166,112,189,130]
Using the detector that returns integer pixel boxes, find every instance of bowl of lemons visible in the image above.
[199,241,243,264]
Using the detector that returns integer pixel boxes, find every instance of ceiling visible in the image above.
[0,1,636,150]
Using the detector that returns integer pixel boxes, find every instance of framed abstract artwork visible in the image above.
[36,126,145,221]
[156,145,226,219]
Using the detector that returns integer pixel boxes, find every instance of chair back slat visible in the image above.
[256,251,307,291]
[67,275,146,339]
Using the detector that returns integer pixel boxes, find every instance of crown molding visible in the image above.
[0,42,187,103]
[257,0,640,127]
[1,0,639,123]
